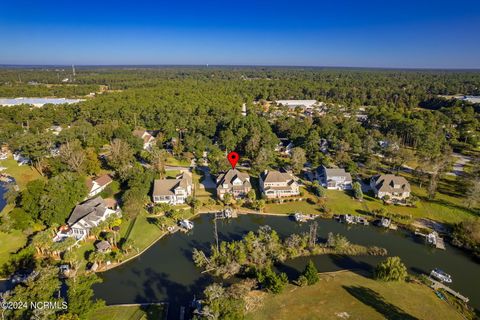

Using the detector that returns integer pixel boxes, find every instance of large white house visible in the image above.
[370,174,411,200]
[55,197,121,241]
[316,166,352,190]
[152,172,193,205]
[259,170,299,198]
[86,174,113,199]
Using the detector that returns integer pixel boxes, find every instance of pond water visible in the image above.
[93,214,480,316]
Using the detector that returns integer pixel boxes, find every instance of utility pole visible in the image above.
[213,215,219,252]
[309,221,318,248]
[72,65,76,82]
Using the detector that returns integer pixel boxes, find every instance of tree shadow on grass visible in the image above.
[343,285,419,320]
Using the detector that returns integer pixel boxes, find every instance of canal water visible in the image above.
[0,182,6,212]
[94,214,480,313]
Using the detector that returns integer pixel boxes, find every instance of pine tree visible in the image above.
[302,260,319,285]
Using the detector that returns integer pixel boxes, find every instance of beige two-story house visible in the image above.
[153,172,193,205]
[260,170,299,198]
[370,174,410,200]
[216,169,251,200]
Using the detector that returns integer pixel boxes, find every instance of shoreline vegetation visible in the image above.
[192,224,387,279]
[96,210,386,273]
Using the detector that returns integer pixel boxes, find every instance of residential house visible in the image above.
[259,170,299,198]
[316,166,352,190]
[152,172,193,205]
[55,197,121,241]
[86,174,113,199]
[133,129,155,150]
[275,138,294,156]
[216,169,252,200]
[370,174,411,200]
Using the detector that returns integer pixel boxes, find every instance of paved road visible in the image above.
[400,152,472,177]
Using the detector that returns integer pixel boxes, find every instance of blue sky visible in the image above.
[1,0,479,68]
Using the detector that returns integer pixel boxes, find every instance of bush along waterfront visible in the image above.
[192,224,387,279]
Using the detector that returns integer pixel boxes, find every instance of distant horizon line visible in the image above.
[0,64,480,72]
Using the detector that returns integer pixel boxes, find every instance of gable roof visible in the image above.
[372,174,410,193]
[322,167,352,181]
[95,174,113,187]
[133,129,154,144]
[95,240,111,251]
[153,172,192,196]
[86,174,113,191]
[216,169,251,189]
[261,170,295,184]
[68,197,108,226]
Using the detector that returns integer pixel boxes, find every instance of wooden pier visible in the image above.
[414,231,446,250]
[429,278,469,303]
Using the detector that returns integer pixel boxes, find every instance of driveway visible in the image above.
[447,153,472,177]
[197,166,216,189]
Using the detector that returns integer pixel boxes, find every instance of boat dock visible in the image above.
[415,231,446,250]
[429,278,469,303]
[334,214,369,225]
[214,209,238,219]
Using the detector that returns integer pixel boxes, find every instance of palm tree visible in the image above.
[32,230,51,256]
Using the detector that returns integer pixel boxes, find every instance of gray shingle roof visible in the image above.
[322,167,352,181]
[373,174,411,193]
[216,169,251,189]
[261,170,294,184]
[153,172,192,196]
[67,197,108,226]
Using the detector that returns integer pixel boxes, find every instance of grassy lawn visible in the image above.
[192,170,217,206]
[165,155,190,167]
[124,208,194,254]
[246,271,463,320]
[325,187,474,225]
[265,200,322,215]
[0,229,28,267]
[261,179,475,226]
[88,304,166,320]
[0,157,42,189]
[164,170,181,178]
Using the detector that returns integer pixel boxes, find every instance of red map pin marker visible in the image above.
[227,151,239,169]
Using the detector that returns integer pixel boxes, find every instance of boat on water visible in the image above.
[223,208,233,218]
[430,268,452,283]
[374,217,391,228]
[336,214,369,225]
[178,219,194,230]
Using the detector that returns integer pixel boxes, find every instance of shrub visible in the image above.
[295,275,309,287]
[375,256,407,282]
[256,266,288,294]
